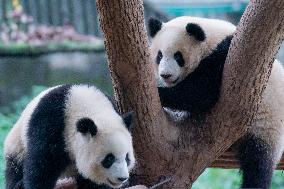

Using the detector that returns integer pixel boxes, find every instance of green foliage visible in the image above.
[271,171,284,188]
[1,85,46,116]
[0,114,11,188]
[0,85,47,187]
[192,169,241,189]
[192,168,284,188]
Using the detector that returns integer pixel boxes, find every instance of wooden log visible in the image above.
[210,150,284,170]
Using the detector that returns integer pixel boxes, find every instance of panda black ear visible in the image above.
[76,118,97,137]
[186,23,206,41]
[148,17,162,38]
[122,111,134,132]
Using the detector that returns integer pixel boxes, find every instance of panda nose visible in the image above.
[160,73,172,79]
[117,177,128,182]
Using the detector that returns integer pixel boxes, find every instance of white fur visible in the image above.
[158,58,182,87]
[163,107,190,122]
[4,86,59,161]
[150,16,236,87]
[150,16,284,167]
[4,84,135,188]
[252,60,284,165]
[64,85,135,187]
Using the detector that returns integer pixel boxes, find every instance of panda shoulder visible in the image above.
[4,85,64,158]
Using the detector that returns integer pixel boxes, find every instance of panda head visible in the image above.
[148,16,236,87]
[73,112,135,188]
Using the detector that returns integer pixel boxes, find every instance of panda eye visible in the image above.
[102,153,115,169]
[156,50,163,65]
[76,118,97,137]
[174,51,185,67]
[126,153,131,166]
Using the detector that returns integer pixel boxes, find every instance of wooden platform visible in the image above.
[210,149,284,169]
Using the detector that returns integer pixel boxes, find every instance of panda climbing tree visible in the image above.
[58,0,284,189]
[148,16,284,189]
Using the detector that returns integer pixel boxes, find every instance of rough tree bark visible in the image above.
[94,0,284,188]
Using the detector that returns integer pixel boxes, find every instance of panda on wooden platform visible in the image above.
[148,16,284,189]
[4,84,135,189]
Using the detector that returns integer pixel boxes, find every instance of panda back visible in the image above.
[250,60,284,161]
[261,60,284,119]
[4,85,62,159]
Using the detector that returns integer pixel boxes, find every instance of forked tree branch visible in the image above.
[94,0,284,188]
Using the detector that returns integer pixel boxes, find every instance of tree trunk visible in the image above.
[96,0,284,188]
[96,0,176,185]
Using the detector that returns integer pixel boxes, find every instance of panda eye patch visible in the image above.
[126,153,131,166]
[156,50,163,65]
[102,153,116,169]
[174,51,185,67]
[76,118,97,137]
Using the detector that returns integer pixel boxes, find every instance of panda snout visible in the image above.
[160,73,172,79]
[117,177,128,182]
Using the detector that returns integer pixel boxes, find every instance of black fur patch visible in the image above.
[156,50,163,65]
[126,153,131,166]
[102,153,116,169]
[23,84,72,189]
[148,18,162,38]
[186,23,206,41]
[5,156,23,189]
[238,134,275,189]
[76,118,98,137]
[76,174,112,189]
[174,51,185,67]
[14,180,24,189]
[122,111,134,132]
[158,35,233,119]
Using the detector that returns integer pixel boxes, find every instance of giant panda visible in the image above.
[4,84,136,189]
[148,16,284,189]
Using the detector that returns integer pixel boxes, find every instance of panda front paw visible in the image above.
[163,107,190,122]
